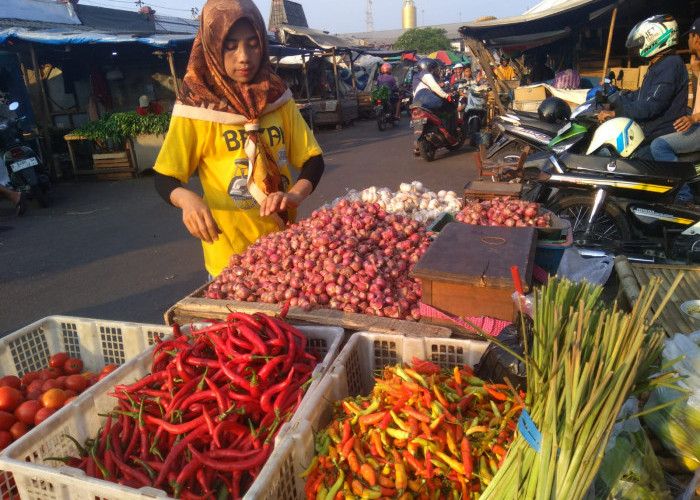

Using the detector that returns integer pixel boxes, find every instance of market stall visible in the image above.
[0,177,698,500]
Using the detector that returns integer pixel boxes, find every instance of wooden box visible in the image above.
[93,151,135,180]
[410,223,537,327]
[463,181,522,203]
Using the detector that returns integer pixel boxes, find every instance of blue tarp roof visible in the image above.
[0,26,196,47]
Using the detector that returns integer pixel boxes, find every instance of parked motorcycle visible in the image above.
[410,92,466,161]
[487,75,620,164]
[0,101,50,206]
[521,124,700,262]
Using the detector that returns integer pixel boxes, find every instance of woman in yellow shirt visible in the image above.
[153,0,324,277]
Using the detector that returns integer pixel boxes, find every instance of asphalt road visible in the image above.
[0,117,479,335]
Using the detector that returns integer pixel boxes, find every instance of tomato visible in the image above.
[100,364,119,376]
[64,375,87,393]
[0,387,21,412]
[48,352,69,370]
[14,400,42,425]
[27,380,43,394]
[39,368,61,380]
[0,376,21,390]
[41,379,63,392]
[63,358,83,375]
[40,389,67,409]
[8,421,27,440]
[25,389,42,401]
[63,389,78,400]
[0,411,17,431]
[34,407,56,426]
[85,374,99,388]
[0,431,12,450]
[20,371,40,387]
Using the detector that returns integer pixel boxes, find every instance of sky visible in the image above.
[75,0,534,34]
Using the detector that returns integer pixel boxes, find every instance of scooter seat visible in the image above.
[559,153,697,182]
[514,115,564,136]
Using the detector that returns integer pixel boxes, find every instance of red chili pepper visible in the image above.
[260,368,295,413]
[461,437,473,479]
[107,449,151,487]
[188,442,271,472]
[257,356,286,382]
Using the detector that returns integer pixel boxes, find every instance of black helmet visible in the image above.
[417,58,438,73]
[537,97,571,123]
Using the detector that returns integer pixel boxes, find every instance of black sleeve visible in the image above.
[297,154,324,192]
[154,171,182,206]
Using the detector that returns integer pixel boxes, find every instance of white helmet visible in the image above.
[454,63,464,69]
[586,117,645,158]
[625,14,678,58]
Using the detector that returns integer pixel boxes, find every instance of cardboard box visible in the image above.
[513,85,548,101]
[513,100,542,112]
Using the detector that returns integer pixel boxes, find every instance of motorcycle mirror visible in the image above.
[607,71,615,82]
[617,70,624,81]
[9,102,19,111]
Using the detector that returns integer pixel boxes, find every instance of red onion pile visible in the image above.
[205,200,432,320]
[455,197,552,228]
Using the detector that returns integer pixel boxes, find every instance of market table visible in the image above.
[63,133,137,179]
[615,255,700,335]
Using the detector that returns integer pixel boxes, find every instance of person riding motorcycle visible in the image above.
[376,63,401,120]
[452,62,479,112]
[412,58,456,133]
[596,15,688,144]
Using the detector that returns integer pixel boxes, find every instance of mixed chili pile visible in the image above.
[303,359,524,500]
[58,312,319,499]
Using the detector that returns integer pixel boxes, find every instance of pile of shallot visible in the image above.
[455,197,552,227]
[334,181,462,224]
[205,200,431,320]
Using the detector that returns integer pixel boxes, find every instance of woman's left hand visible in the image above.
[260,191,303,217]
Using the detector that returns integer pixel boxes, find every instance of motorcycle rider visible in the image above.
[376,62,400,120]
[649,17,700,205]
[412,58,455,134]
[597,15,688,145]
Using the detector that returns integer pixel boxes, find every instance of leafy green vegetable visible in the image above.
[70,111,171,148]
[371,86,391,104]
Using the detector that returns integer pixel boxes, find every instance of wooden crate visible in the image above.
[165,283,452,338]
[463,180,522,202]
[410,224,537,332]
[93,150,135,180]
[615,256,700,335]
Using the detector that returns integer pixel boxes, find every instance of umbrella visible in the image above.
[427,50,468,66]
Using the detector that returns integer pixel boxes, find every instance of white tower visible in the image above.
[366,0,373,32]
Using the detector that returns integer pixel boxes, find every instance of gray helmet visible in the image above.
[417,58,438,73]
[537,97,571,123]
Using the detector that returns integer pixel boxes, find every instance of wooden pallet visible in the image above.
[93,151,135,180]
[615,256,700,335]
[165,283,452,338]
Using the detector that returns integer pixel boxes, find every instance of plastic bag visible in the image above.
[475,313,531,390]
[588,399,672,499]
[643,331,700,472]
[557,247,614,285]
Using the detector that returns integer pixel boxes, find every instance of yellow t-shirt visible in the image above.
[495,64,515,81]
[154,99,322,277]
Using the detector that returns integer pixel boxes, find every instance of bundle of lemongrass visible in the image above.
[477,276,684,500]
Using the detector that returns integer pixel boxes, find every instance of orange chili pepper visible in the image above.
[393,450,408,491]
[378,474,394,488]
[371,430,385,458]
[347,451,361,473]
[483,384,508,402]
[360,463,377,487]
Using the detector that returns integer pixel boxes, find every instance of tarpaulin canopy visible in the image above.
[276,24,361,50]
[0,27,195,47]
[4,0,81,25]
[458,0,620,49]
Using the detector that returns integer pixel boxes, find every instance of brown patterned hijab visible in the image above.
[178,0,288,118]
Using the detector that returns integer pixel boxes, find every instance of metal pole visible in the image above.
[303,52,314,130]
[29,43,55,176]
[332,48,344,125]
[601,7,618,82]
[167,50,180,95]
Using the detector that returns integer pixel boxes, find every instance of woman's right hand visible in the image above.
[171,187,222,244]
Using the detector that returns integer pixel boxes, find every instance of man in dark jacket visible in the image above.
[597,15,687,141]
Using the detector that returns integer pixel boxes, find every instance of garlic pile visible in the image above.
[330,181,462,224]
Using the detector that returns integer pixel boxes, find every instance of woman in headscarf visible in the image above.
[153,0,324,278]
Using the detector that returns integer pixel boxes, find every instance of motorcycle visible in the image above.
[410,92,467,162]
[520,120,700,262]
[375,91,400,131]
[0,101,50,207]
[486,75,621,164]
[457,84,489,147]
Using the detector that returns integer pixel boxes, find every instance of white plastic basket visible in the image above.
[0,316,173,499]
[244,332,490,499]
[0,324,343,500]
